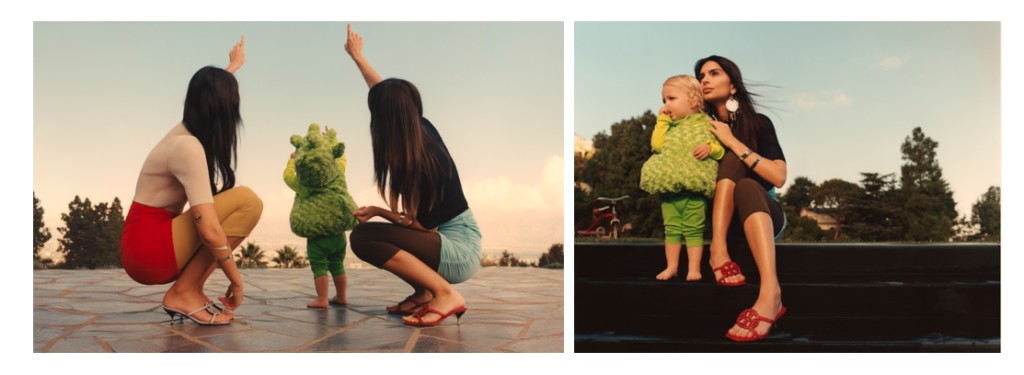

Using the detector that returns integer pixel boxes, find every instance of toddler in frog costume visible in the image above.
[284,124,359,308]
[640,75,724,282]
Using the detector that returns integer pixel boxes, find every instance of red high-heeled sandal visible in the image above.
[725,306,787,341]
[403,303,468,326]
[712,261,746,286]
[388,295,428,314]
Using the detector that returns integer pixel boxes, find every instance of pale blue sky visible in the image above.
[33,22,564,261]
[575,22,1000,218]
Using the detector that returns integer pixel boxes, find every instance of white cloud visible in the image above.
[876,52,912,71]
[463,155,564,216]
[792,90,852,110]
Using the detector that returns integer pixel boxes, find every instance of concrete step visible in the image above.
[574,334,1000,353]
[574,243,1000,283]
[575,280,999,340]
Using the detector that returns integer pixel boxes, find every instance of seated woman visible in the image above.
[343,24,482,326]
[120,36,263,325]
[697,55,789,341]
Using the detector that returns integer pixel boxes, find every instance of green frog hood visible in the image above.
[287,123,359,238]
[640,113,720,199]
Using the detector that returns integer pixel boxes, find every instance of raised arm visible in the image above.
[225,35,245,74]
[344,23,383,89]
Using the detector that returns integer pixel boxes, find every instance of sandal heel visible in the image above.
[455,311,466,325]
[163,308,177,325]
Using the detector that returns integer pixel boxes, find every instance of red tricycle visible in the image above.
[576,196,632,239]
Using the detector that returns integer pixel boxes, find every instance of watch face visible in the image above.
[726,98,739,112]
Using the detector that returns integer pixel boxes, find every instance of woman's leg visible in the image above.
[165,187,263,323]
[709,153,747,284]
[350,223,465,322]
[726,179,785,339]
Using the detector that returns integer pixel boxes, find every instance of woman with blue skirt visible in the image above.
[344,24,482,326]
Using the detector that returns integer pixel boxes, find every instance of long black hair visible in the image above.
[367,78,450,220]
[694,55,766,152]
[182,66,242,196]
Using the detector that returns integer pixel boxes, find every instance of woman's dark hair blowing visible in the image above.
[695,55,766,152]
[182,66,242,196]
[367,78,449,220]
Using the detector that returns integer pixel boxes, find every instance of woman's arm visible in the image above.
[344,24,383,89]
[189,203,245,309]
[353,206,437,233]
[708,120,788,188]
[225,36,245,74]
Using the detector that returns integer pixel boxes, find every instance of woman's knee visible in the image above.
[734,178,762,200]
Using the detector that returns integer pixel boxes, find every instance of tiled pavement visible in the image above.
[33,267,564,353]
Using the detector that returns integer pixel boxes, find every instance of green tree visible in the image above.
[780,177,816,211]
[33,192,52,261]
[810,179,862,241]
[271,245,305,268]
[235,241,268,269]
[56,196,124,269]
[538,243,564,267]
[899,127,957,241]
[971,186,1000,241]
[577,111,663,238]
[846,173,904,242]
[499,250,535,267]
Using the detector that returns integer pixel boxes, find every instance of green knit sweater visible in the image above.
[640,114,723,199]
[284,123,359,238]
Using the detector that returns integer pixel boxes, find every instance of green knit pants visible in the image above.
[661,193,707,248]
[307,232,347,278]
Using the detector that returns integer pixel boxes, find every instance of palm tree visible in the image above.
[272,245,301,269]
[235,241,268,269]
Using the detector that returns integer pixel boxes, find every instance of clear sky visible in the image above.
[33,22,564,262]
[574,22,1001,218]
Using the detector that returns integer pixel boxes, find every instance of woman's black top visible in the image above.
[744,114,786,192]
[415,117,469,229]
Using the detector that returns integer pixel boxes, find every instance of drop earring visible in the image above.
[726,96,739,122]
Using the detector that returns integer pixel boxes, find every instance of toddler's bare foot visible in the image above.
[307,299,329,308]
[656,268,678,280]
[685,269,702,281]
[329,295,347,305]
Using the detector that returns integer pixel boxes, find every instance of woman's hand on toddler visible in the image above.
[693,144,711,160]
[353,206,378,224]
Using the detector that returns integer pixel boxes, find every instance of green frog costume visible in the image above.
[640,113,724,247]
[283,124,359,278]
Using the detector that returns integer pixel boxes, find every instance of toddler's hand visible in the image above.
[693,144,711,160]
[659,105,671,117]
[290,152,295,159]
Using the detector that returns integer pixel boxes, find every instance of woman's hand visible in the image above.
[708,120,737,148]
[344,23,363,60]
[225,36,245,74]
[353,206,380,224]
[218,283,244,311]
[693,144,711,160]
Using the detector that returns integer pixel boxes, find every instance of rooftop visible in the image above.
[33,267,563,353]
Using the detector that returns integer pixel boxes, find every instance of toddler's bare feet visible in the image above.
[685,269,702,281]
[329,295,347,305]
[656,268,678,280]
[402,290,466,325]
[307,299,329,308]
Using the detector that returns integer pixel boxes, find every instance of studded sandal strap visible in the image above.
[713,261,742,282]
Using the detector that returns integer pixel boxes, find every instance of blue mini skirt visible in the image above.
[437,208,482,284]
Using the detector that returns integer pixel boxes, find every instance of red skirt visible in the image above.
[121,201,180,285]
